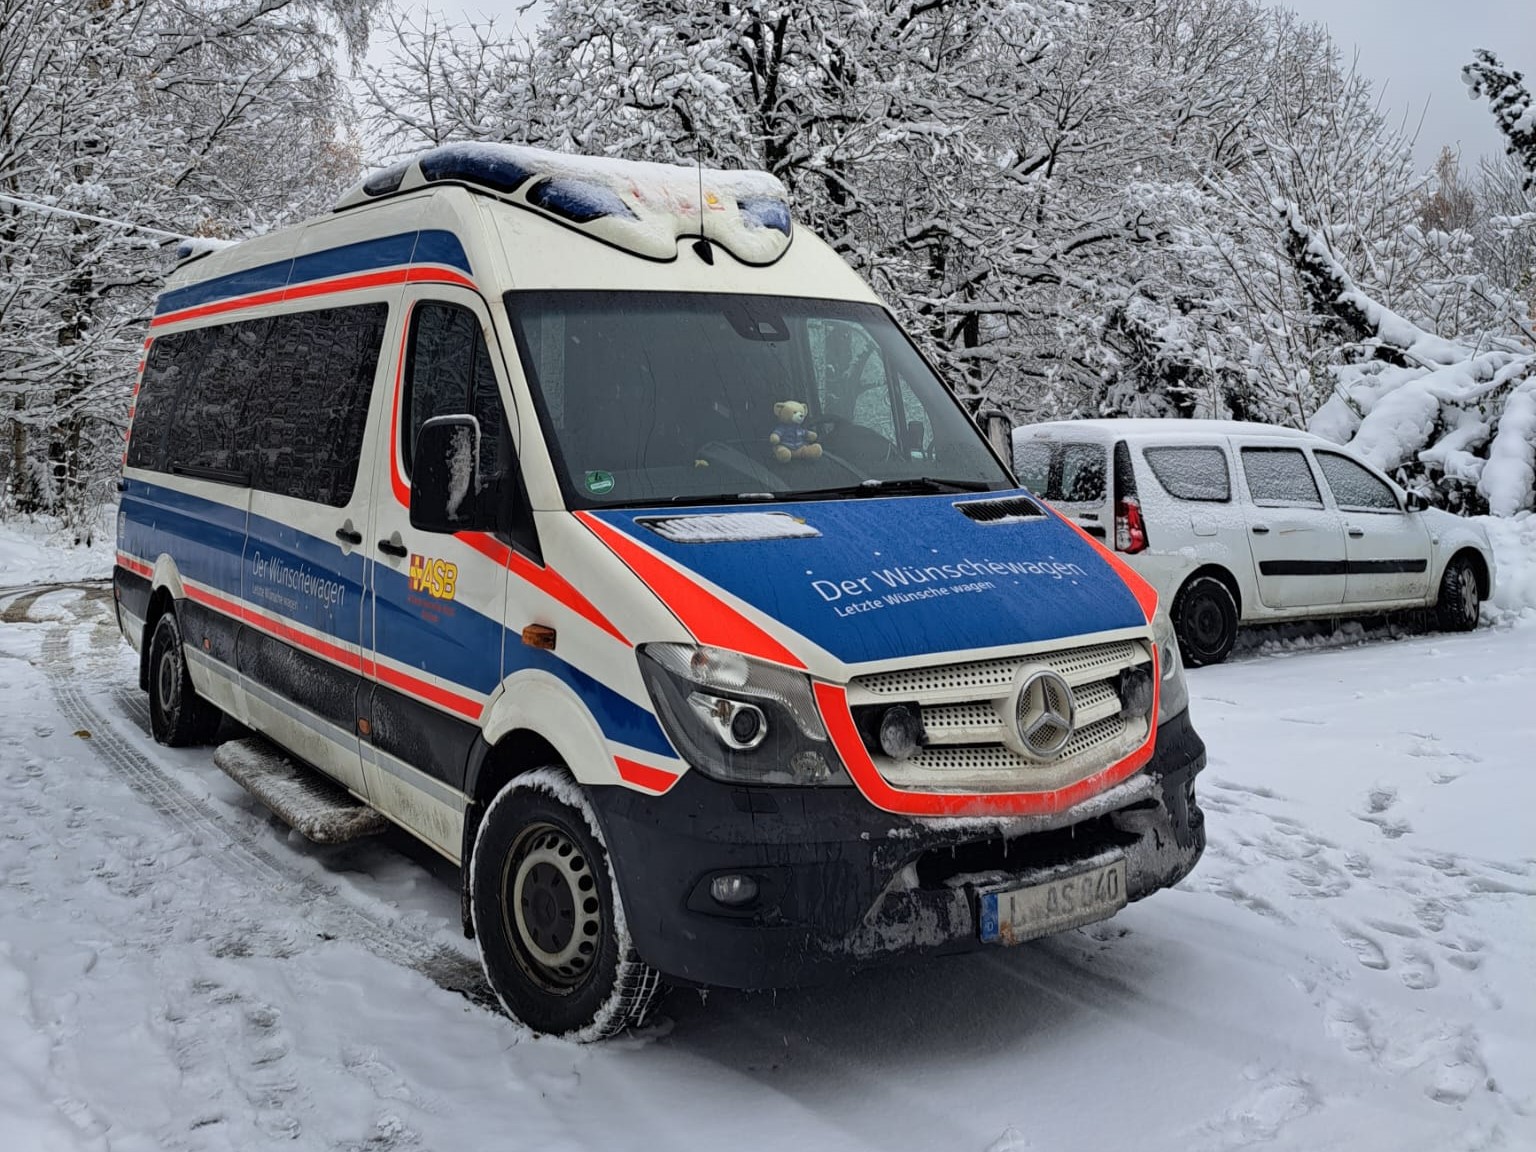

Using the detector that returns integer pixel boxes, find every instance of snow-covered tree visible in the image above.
[0,0,381,531]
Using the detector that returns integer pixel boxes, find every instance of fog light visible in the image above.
[1119,665,1154,719]
[709,874,759,907]
[878,704,924,760]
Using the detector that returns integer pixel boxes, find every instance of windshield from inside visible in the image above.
[503,291,1011,507]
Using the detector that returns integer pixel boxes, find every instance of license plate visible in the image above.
[979,858,1127,945]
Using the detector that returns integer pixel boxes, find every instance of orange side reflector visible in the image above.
[357,717,371,737]
[522,624,557,651]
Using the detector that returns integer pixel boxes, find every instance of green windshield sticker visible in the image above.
[585,470,615,495]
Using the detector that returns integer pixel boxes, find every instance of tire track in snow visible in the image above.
[34,594,497,1012]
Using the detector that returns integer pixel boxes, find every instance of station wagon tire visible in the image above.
[1434,555,1481,633]
[470,768,661,1041]
[147,610,224,746]
[1173,574,1238,667]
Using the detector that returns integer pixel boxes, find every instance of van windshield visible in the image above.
[504,291,1010,506]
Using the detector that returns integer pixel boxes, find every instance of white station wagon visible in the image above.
[1012,420,1495,665]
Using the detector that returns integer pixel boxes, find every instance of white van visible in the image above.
[115,145,1206,1039]
[1013,419,1495,665]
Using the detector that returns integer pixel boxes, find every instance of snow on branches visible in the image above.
[1293,208,1535,516]
[1464,51,1536,193]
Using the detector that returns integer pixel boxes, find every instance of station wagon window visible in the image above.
[404,302,505,484]
[1241,447,1322,507]
[252,304,388,506]
[1316,451,1398,511]
[1011,441,1106,503]
[1144,446,1230,502]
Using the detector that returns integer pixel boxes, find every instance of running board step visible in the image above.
[214,738,388,844]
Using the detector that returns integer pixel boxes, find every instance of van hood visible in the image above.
[587,492,1150,668]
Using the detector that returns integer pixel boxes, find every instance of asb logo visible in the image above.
[408,554,458,601]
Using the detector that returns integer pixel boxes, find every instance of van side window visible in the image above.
[405,303,506,483]
[127,328,210,471]
[1144,446,1230,502]
[1241,447,1322,507]
[168,318,270,477]
[1316,452,1398,511]
[252,304,388,506]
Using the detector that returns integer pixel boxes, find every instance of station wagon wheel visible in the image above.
[470,769,661,1040]
[147,610,224,747]
[1434,555,1481,633]
[1173,574,1238,667]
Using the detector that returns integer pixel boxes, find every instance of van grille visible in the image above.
[847,637,1152,793]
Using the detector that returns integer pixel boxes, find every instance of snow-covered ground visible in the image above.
[1,521,1532,1151]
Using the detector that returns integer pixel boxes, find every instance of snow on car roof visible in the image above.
[335,142,794,266]
[1016,418,1318,441]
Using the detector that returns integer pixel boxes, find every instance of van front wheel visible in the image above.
[470,769,661,1040]
[1174,574,1238,667]
[147,610,223,746]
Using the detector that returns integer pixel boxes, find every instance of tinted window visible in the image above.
[1145,446,1230,501]
[248,304,387,505]
[405,303,507,483]
[1241,447,1321,506]
[127,329,209,471]
[167,319,270,476]
[1010,440,1106,502]
[1316,452,1398,511]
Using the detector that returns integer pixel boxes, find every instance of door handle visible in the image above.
[1347,526,1364,538]
[1251,524,1270,535]
[335,526,362,545]
[377,538,409,558]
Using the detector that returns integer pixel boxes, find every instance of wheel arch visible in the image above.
[1450,547,1490,600]
[1175,564,1242,619]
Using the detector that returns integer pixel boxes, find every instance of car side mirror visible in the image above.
[411,415,482,533]
[1404,491,1428,512]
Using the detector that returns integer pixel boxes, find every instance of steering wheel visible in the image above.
[814,418,900,466]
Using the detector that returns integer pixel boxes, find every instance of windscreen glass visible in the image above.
[504,292,1009,506]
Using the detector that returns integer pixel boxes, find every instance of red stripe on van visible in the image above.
[116,553,154,580]
[1046,503,1161,622]
[814,680,1158,818]
[150,266,476,328]
[575,512,806,670]
[613,756,681,794]
[181,583,486,722]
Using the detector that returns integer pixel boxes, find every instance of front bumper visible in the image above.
[590,708,1206,989]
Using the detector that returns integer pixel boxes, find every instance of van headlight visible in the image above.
[637,644,851,786]
[1151,609,1189,724]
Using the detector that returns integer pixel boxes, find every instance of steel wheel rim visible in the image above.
[1189,593,1227,652]
[502,821,602,992]
[157,646,179,714]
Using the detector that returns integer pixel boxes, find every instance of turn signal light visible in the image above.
[521,624,557,650]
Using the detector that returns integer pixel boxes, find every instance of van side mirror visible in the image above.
[978,407,1011,458]
[411,415,482,533]
[1404,490,1428,513]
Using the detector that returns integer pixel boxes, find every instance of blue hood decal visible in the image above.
[595,492,1146,665]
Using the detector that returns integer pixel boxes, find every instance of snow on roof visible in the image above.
[336,142,793,265]
[1016,418,1317,441]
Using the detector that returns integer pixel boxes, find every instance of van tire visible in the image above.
[1434,554,1481,633]
[469,768,661,1041]
[1173,574,1238,667]
[147,610,224,747]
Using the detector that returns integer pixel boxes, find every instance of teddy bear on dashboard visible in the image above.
[769,400,823,462]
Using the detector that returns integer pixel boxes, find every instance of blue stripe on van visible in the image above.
[119,477,672,757]
[154,229,474,317]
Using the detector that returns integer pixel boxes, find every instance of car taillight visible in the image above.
[1115,495,1147,553]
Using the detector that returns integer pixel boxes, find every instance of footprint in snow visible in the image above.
[1336,925,1390,971]
[986,1126,1030,1152]
[1365,786,1397,815]
[1397,946,1440,991]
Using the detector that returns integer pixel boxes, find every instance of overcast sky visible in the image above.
[416,0,1534,171]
